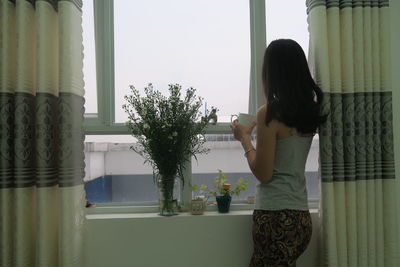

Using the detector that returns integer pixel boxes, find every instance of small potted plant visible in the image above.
[211,170,249,213]
[191,184,208,215]
[194,170,249,213]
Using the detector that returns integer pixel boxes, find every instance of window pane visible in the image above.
[84,137,156,204]
[192,135,320,202]
[84,135,319,204]
[82,0,98,114]
[305,137,320,200]
[114,0,250,123]
[265,1,309,56]
[85,135,136,143]
[264,2,319,201]
[192,134,256,202]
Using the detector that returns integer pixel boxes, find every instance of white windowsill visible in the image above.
[86,203,319,220]
[87,209,319,220]
[86,210,254,220]
[85,202,256,215]
[85,198,319,215]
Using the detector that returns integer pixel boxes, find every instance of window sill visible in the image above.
[85,201,319,219]
[86,209,319,220]
[86,210,254,220]
[85,202,256,215]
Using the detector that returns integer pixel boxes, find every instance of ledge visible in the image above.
[85,202,256,215]
[85,199,319,216]
[86,208,319,220]
[86,210,254,220]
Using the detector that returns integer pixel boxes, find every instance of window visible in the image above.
[192,135,320,202]
[83,0,319,210]
[82,0,97,114]
[265,0,309,56]
[83,0,264,133]
[264,0,319,203]
[113,0,251,123]
[84,134,319,205]
[84,139,159,204]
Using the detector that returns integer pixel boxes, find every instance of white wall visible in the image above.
[85,211,320,267]
[106,151,153,175]
[84,152,106,182]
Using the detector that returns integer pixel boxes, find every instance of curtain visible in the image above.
[306,0,398,266]
[0,0,85,266]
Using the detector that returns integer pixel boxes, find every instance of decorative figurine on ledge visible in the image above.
[201,103,218,125]
[206,108,218,125]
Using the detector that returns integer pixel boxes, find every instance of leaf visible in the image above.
[123,83,216,181]
[192,184,198,192]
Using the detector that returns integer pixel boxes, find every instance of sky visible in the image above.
[82,0,309,127]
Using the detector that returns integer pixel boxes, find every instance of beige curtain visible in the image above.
[0,0,86,266]
[307,0,398,266]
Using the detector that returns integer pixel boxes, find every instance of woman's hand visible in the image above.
[230,120,256,142]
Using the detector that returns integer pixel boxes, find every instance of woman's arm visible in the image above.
[233,105,277,183]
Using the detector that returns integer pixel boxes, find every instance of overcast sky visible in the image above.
[82,0,309,125]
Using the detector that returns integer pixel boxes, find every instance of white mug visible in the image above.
[231,113,256,127]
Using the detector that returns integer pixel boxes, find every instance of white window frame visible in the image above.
[83,0,268,211]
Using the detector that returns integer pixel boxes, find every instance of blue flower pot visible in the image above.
[216,195,232,213]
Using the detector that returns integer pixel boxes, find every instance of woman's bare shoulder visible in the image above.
[256,104,268,122]
[256,104,279,131]
[257,104,267,115]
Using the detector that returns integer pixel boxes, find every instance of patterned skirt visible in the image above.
[250,209,312,267]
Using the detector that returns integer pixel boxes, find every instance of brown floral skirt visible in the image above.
[250,209,312,267]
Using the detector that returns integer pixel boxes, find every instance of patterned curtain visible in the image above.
[0,0,85,266]
[306,0,398,266]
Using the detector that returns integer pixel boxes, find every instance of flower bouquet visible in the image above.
[123,83,213,216]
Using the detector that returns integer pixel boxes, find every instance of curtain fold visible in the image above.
[307,0,398,266]
[0,0,85,266]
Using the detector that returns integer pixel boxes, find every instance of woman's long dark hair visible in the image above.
[262,39,327,134]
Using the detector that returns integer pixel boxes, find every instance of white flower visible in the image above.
[143,123,150,129]
[172,131,178,137]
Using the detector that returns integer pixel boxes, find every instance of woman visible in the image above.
[231,39,327,267]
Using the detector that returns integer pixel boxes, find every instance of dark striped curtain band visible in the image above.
[307,0,389,14]
[7,0,83,11]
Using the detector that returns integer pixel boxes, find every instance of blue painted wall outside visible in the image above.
[84,176,112,203]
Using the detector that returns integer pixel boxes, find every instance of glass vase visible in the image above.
[157,174,180,216]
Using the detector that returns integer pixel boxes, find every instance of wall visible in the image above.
[84,151,106,182]
[85,211,320,267]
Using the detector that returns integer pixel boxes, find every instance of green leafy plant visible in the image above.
[123,83,215,183]
[191,184,209,200]
[192,169,249,198]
